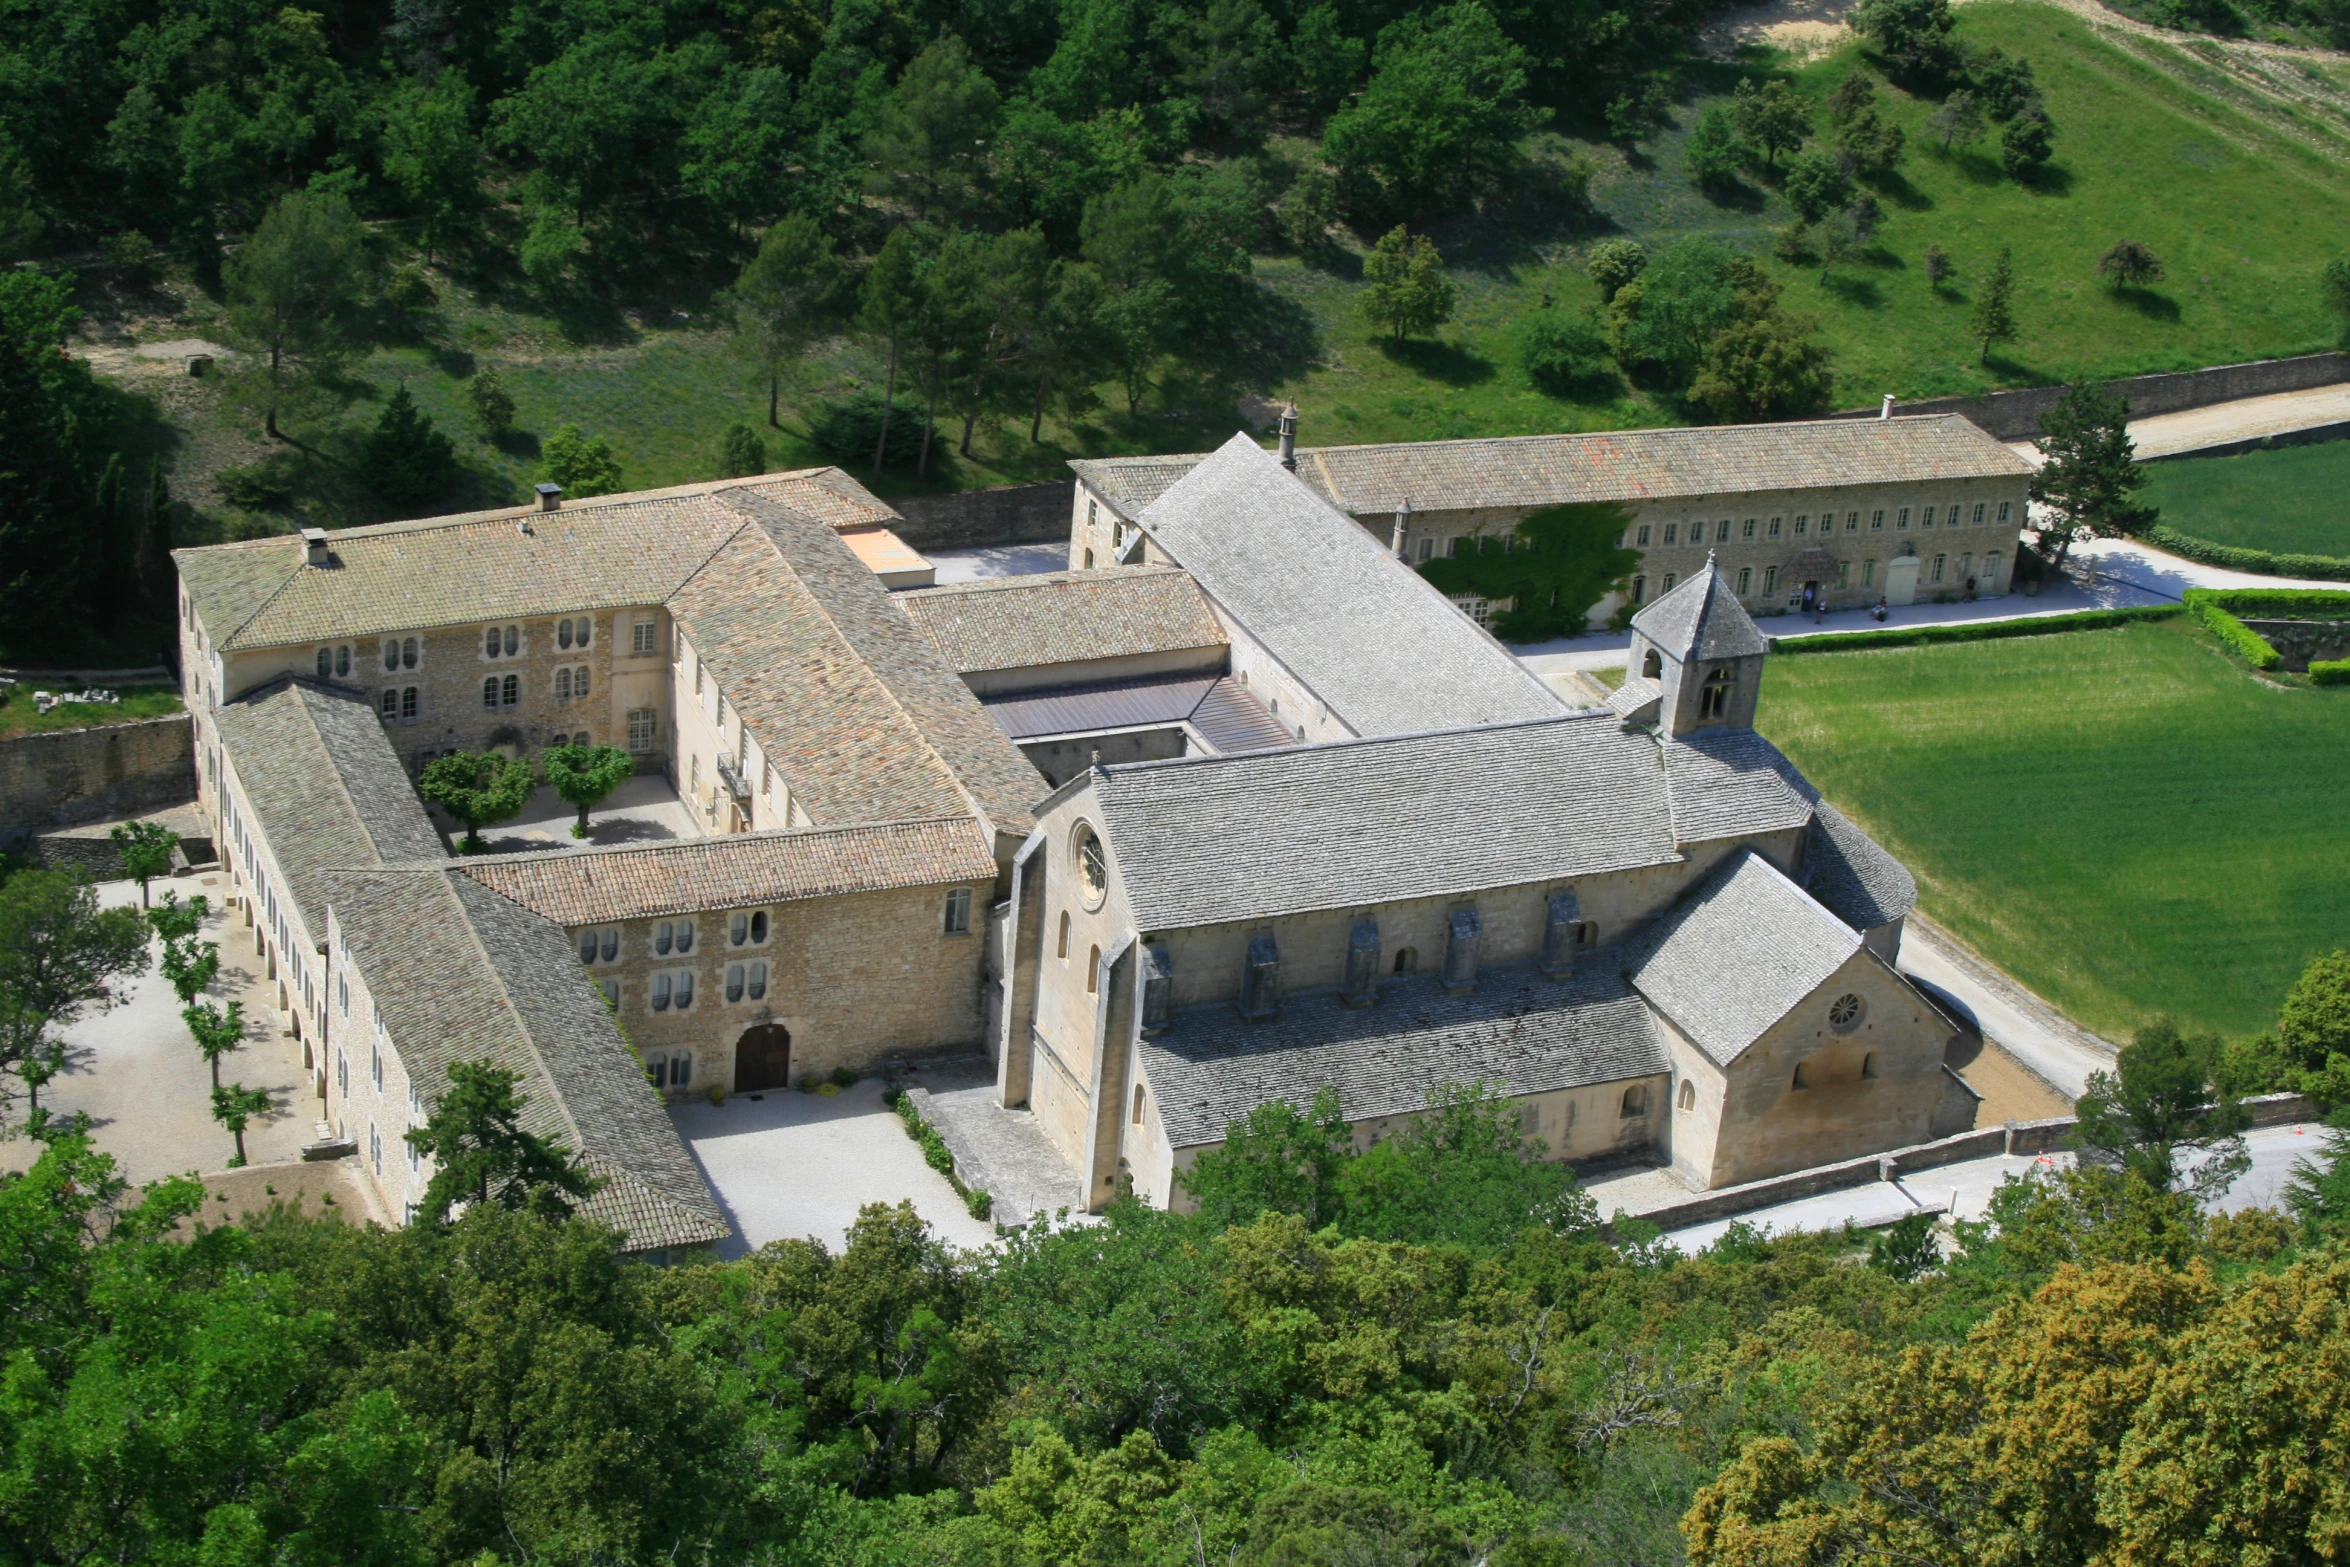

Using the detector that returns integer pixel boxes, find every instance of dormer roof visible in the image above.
[1630,558,1767,662]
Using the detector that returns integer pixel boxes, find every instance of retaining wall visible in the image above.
[889,480,1073,552]
[1829,351,2350,441]
[0,714,194,833]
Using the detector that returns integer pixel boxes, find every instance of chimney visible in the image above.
[300,528,329,568]
[1341,918,1381,1008]
[1879,393,1896,420]
[1238,932,1281,1021]
[1393,498,1412,558]
[535,482,564,512]
[1442,906,1481,994]
[1277,401,1298,471]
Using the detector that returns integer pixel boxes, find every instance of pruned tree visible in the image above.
[107,819,176,907]
[210,1080,271,1167]
[542,743,635,839]
[418,751,535,853]
[181,998,245,1090]
[406,1058,600,1224]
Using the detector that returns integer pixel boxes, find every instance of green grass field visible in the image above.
[1756,618,2350,1042]
[0,686,183,742]
[2140,441,2350,557]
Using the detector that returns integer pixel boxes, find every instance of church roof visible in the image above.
[1626,850,1863,1066]
[897,567,1226,676]
[1071,414,2032,520]
[1632,561,1768,662]
[1091,712,1677,931]
[1137,961,1666,1148]
[1662,728,1816,846]
[1133,434,1560,737]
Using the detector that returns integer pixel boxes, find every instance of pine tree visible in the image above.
[363,385,457,509]
[1971,246,2018,366]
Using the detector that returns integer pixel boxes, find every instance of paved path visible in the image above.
[668,1077,998,1257]
[0,874,317,1186]
[906,1056,1086,1226]
[927,542,1069,583]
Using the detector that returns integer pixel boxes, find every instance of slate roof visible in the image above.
[1633,562,1769,662]
[213,679,447,937]
[176,471,891,652]
[667,493,1044,839]
[1140,963,1666,1148]
[1606,676,1662,722]
[1133,435,1560,736]
[1727,736,1920,931]
[457,818,998,925]
[1625,850,1862,1067]
[1070,415,2033,520]
[898,567,1226,675]
[1093,713,1678,931]
[980,673,1293,754]
[1662,727,1815,847]
[325,866,729,1252]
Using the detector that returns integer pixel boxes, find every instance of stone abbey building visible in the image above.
[173,414,1992,1245]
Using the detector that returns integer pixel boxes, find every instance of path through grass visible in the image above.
[1756,618,2350,1040]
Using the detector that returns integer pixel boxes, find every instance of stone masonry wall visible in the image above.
[890,481,1074,551]
[0,714,195,833]
[1827,351,2350,441]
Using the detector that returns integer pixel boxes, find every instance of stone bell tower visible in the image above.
[1619,556,1768,738]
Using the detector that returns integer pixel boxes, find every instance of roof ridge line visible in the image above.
[456,814,984,871]
[436,869,593,1156]
[1101,707,1603,778]
[294,684,438,886]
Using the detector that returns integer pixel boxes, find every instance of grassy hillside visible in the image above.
[1757,617,2350,1041]
[79,1,2350,537]
[2141,440,2350,555]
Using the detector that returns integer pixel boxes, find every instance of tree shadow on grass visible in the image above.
[1696,175,1769,215]
[2015,161,2075,197]
[1821,273,1885,308]
[2113,287,2182,322]
[1869,170,1934,212]
[1375,335,1497,387]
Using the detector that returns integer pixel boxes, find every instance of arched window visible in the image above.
[1393,947,1417,975]
[1086,944,1101,994]
[1620,1084,1648,1118]
[1133,1084,1146,1124]
[1862,1051,1879,1079]
[1642,649,1662,679]
[1677,1080,1696,1112]
[1699,667,1733,720]
[1057,911,1071,960]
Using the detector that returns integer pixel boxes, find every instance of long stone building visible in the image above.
[171,419,1995,1244]
[1069,411,2037,622]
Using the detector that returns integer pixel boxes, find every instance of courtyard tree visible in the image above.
[1971,245,2019,365]
[107,818,176,906]
[223,190,370,440]
[406,1058,599,1223]
[418,751,535,853]
[146,889,209,945]
[182,998,245,1090]
[2073,1017,2248,1201]
[0,870,149,1126]
[1359,227,1456,344]
[542,743,635,839]
[2031,381,2155,563]
[2097,239,2164,292]
[731,212,844,429]
[210,1080,271,1166]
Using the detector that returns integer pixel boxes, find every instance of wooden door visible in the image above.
[734,1024,792,1092]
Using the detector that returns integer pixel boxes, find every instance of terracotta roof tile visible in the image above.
[898,568,1226,675]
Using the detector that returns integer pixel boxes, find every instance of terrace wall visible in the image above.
[0,714,194,832]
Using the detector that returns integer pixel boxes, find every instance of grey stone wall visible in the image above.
[889,480,1074,551]
[2244,619,2350,672]
[1828,351,2350,441]
[0,714,194,833]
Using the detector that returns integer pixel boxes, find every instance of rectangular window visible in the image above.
[574,666,589,699]
[370,1041,383,1093]
[336,1048,348,1096]
[482,678,498,710]
[1932,554,1946,582]
[650,974,671,1012]
[600,929,618,962]
[1741,518,1756,539]
[1713,520,1728,543]
[555,668,572,703]
[1662,523,1677,544]
[1897,508,1911,529]
[1794,515,1809,536]
[627,708,655,752]
[633,619,658,655]
[1447,537,1463,557]
[747,961,766,1001]
[674,970,694,1009]
[1959,552,1973,579]
[1922,506,1937,527]
[1736,566,1752,595]
[726,963,745,1003]
[1837,560,1851,587]
[369,1121,381,1174]
[1871,510,1885,531]
[1998,501,2013,523]
[944,887,972,934]
[381,690,399,720]
[1768,517,1783,538]
[500,674,517,707]
[1846,512,1860,532]
[403,637,419,670]
[383,640,399,673]
[1863,559,1877,585]
[1661,572,1677,593]
[1763,566,1777,595]
[1635,525,1651,546]
[1984,551,2003,585]
[1973,503,1986,525]
[400,687,418,720]
[1415,538,1432,562]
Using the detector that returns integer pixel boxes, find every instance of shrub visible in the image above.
[2311,659,2350,685]
[214,455,297,509]
[362,384,457,508]
[1584,238,1647,301]
[2143,523,2350,582]
[2182,587,2350,677]
[465,367,517,438]
[1773,604,2179,653]
[541,424,622,497]
[1519,311,1615,399]
[964,1187,993,1221]
[807,391,935,472]
[719,423,767,478]
[2185,594,2281,669]
[385,263,438,311]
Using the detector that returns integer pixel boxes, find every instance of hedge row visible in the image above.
[2180,587,2350,673]
[2188,598,2282,669]
[1771,604,2181,654]
[2312,659,2350,686]
[2145,523,2350,583]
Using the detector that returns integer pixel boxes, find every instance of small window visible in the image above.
[1998,501,2013,524]
[1871,509,1885,531]
[672,921,693,953]
[1837,560,1851,588]
[944,887,972,935]
[1984,551,2003,586]
[502,627,517,657]
[1959,552,1973,579]
[500,674,518,707]
[558,618,575,650]
[1973,503,1986,525]
[1768,517,1782,539]
[655,921,673,956]
[574,666,589,698]
[316,648,332,680]
[1416,538,1432,562]
[1393,947,1417,975]
[578,930,597,964]
[751,911,768,943]
[1083,547,1095,568]
[382,639,399,672]
[381,689,399,720]
[1921,506,1936,528]
[1620,1084,1648,1118]
[1677,1080,1696,1111]
[633,619,658,655]
[1717,519,1732,543]
[1133,1084,1146,1124]
[1741,518,1756,539]
[370,1041,383,1093]
[669,1053,690,1087]
[1829,992,1865,1033]
[1662,573,1677,593]
[403,637,419,669]
[1635,525,1651,546]
[1932,554,1946,583]
[643,1050,667,1086]
[1085,944,1101,994]
[401,687,419,720]
[1629,575,1646,604]
[674,970,694,1008]
[369,1121,381,1174]
[1662,523,1677,544]
[1764,566,1778,596]
[600,929,617,962]
[1793,515,1808,536]
[650,974,672,1011]
[627,708,656,752]
[1642,649,1662,679]
[1845,512,1859,532]
[726,963,745,1003]
[1699,667,1733,721]
[747,961,767,1000]
[485,627,502,658]
[693,658,703,697]
[556,668,572,703]
[482,678,499,710]
[336,1048,349,1095]
[1896,508,1911,530]
[730,912,749,946]
[1736,566,1752,596]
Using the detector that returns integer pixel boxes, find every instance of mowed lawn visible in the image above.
[2140,441,2350,558]
[1756,619,2350,1041]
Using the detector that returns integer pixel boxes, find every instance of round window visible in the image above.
[1828,992,1865,1033]
[1073,823,1108,910]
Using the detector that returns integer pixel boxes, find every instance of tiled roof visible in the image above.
[1633,562,1769,662]
[1606,676,1661,722]
[1625,850,1861,1067]
[671,493,1042,839]
[980,672,1292,754]
[1662,728,1815,847]
[1140,963,1666,1148]
[1134,435,1560,736]
[897,568,1226,675]
[174,470,896,651]
[213,679,447,937]
[456,818,998,925]
[1071,415,2033,520]
[1093,713,1679,931]
[324,866,729,1251]
[1730,739,1919,932]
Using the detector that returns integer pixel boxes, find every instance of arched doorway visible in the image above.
[735,1023,792,1092]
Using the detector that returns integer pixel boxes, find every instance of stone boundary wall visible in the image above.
[1629,1090,2322,1235]
[0,714,194,834]
[1828,352,2350,441]
[2142,418,2350,464]
[889,480,1073,552]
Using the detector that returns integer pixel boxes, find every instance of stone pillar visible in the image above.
[1080,935,1141,1213]
[1540,890,1581,977]
[995,832,1048,1108]
[1341,919,1380,1008]
[1442,907,1481,994]
[1238,933,1281,1020]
